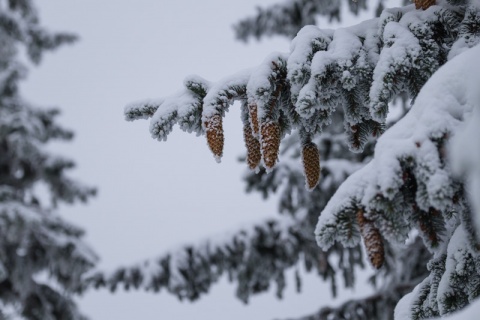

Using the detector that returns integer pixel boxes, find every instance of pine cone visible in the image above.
[248,102,259,137]
[414,0,435,10]
[302,142,320,191]
[243,121,261,170]
[205,114,224,162]
[260,121,280,170]
[357,209,384,269]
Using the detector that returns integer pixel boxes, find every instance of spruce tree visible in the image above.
[90,0,480,319]
[0,1,97,318]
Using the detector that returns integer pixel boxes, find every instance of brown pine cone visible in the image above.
[248,102,259,137]
[302,142,320,191]
[243,122,261,170]
[205,114,224,162]
[357,209,385,269]
[260,121,280,170]
[414,0,435,10]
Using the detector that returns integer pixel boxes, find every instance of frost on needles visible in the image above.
[112,1,480,319]
[124,1,479,200]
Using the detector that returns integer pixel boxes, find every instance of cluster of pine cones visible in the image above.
[203,0,434,270]
[205,102,321,191]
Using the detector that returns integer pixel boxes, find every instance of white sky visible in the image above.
[23,1,374,319]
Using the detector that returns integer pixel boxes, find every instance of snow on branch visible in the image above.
[126,3,479,191]
[316,42,480,318]
[86,214,364,303]
[316,43,480,248]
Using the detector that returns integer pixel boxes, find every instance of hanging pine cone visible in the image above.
[414,0,435,10]
[260,121,280,170]
[248,102,259,137]
[357,209,384,269]
[243,121,261,170]
[302,142,321,191]
[204,114,224,162]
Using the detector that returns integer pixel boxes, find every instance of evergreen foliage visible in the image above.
[0,0,97,318]
[233,0,376,41]
[95,0,480,319]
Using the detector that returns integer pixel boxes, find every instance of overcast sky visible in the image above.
[23,1,373,319]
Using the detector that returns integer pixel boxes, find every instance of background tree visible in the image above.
[233,0,379,41]
[0,0,97,318]
[89,0,480,319]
